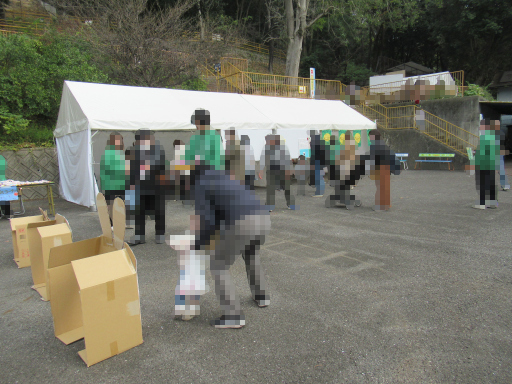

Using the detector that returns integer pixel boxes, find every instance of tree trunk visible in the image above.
[198,0,205,41]
[286,37,303,78]
[266,2,274,74]
[268,38,274,74]
[284,0,307,78]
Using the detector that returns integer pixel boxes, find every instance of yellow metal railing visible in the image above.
[358,103,479,156]
[0,29,17,37]
[361,70,464,104]
[221,57,248,73]
[422,109,479,152]
[0,19,47,35]
[385,105,417,129]
[238,40,286,60]
[5,10,53,21]
[217,58,347,99]
[242,72,310,98]
[359,105,388,130]
[182,31,286,59]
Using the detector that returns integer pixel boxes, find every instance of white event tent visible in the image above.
[55,81,376,208]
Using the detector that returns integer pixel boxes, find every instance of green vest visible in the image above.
[185,130,225,170]
[475,131,499,171]
[0,155,6,181]
[100,147,128,191]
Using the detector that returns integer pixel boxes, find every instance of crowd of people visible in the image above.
[98,109,508,329]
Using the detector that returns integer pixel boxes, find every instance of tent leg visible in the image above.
[90,129,99,211]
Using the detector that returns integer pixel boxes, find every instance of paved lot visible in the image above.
[1,170,511,384]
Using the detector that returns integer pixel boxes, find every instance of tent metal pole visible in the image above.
[90,129,99,212]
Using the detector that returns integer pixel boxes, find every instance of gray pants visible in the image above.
[210,214,271,317]
[325,180,353,208]
[297,179,306,196]
[266,170,294,207]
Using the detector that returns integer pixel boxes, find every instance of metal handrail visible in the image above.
[220,57,248,72]
[358,103,479,157]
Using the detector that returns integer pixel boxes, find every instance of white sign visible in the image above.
[310,68,315,99]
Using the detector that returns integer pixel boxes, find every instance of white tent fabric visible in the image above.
[240,95,376,158]
[55,81,376,207]
[55,129,99,206]
[55,81,276,138]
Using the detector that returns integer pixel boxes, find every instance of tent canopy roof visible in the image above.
[55,81,375,138]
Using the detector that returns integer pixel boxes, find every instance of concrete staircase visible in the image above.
[356,103,479,158]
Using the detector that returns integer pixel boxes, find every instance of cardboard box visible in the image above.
[29,214,72,301]
[47,194,142,366]
[11,215,57,269]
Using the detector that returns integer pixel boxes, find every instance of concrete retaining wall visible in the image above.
[386,96,483,136]
[0,148,59,199]
[382,129,469,171]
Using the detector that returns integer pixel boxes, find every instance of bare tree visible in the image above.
[48,0,204,87]
[263,0,283,74]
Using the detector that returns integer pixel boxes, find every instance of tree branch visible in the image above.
[306,6,333,29]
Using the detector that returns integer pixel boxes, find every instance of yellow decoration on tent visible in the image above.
[339,133,345,145]
[323,133,331,143]
[354,132,361,144]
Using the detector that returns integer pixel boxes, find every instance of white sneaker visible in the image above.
[472,204,485,210]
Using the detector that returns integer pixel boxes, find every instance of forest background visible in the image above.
[0,0,510,148]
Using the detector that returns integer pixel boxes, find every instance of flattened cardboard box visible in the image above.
[11,215,56,269]
[29,214,72,301]
[47,195,142,366]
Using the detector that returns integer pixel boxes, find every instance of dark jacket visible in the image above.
[129,142,168,193]
[370,140,400,175]
[191,168,269,249]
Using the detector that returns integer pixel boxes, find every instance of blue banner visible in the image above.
[0,186,18,201]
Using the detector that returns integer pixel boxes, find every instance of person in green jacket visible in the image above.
[185,109,224,171]
[0,155,11,218]
[100,132,128,220]
[470,119,500,209]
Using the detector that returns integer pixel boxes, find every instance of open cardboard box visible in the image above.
[11,214,62,269]
[47,194,143,367]
[29,215,72,301]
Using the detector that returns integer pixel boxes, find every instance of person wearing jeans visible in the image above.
[310,130,326,197]
[498,126,510,191]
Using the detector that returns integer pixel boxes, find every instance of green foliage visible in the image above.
[0,105,29,136]
[337,62,375,86]
[0,31,109,123]
[309,17,326,33]
[463,83,494,101]
[0,121,54,151]
[180,77,208,91]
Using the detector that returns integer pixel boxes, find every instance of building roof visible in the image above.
[386,62,434,76]
[479,101,512,115]
[489,71,512,89]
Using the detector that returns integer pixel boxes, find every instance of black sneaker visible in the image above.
[210,315,245,329]
[128,235,146,246]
